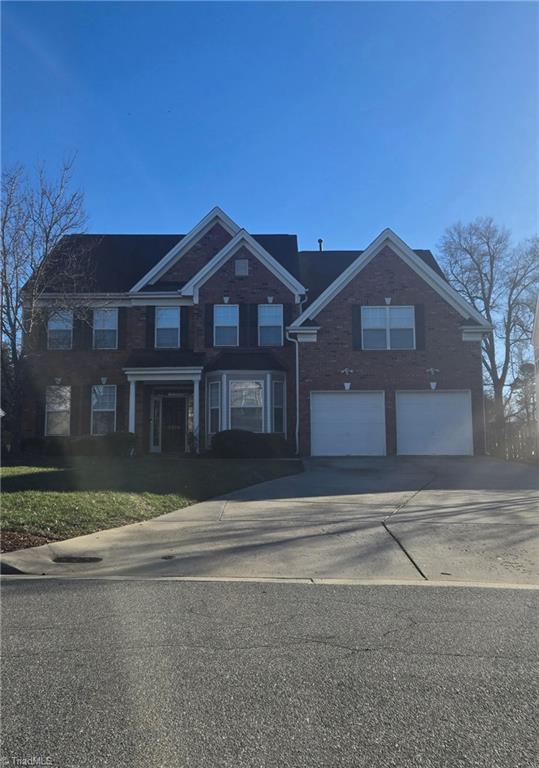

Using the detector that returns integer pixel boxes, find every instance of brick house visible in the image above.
[22,207,492,456]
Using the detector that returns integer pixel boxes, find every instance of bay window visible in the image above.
[93,308,118,349]
[208,381,221,435]
[45,385,71,436]
[273,380,285,433]
[258,304,283,346]
[47,311,73,350]
[91,384,117,435]
[229,380,264,432]
[155,307,180,348]
[214,304,239,346]
[362,306,415,350]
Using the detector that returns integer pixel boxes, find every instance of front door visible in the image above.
[161,397,187,453]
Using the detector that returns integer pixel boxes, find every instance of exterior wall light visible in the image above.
[267,296,274,304]
[101,377,108,385]
[223,296,230,304]
[344,382,352,391]
[385,297,391,305]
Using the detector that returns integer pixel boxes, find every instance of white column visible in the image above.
[128,380,136,433]
[193,378,200,452]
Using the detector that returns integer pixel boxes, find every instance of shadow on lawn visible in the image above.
[1,458,302,497]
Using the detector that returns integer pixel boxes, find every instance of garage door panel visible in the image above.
[396,391,473,456]
[310,392,386,456]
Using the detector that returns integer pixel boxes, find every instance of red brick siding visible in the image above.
[298,245,485,455]
[159,223,233,284]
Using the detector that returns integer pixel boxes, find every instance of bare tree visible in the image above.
[439,217,539,455]
[1,158,91,451]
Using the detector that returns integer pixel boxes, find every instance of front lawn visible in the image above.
[0,457,302,551]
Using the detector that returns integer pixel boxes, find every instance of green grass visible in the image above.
[1,457,302,540]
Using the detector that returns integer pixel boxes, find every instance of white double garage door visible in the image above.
[310,390,474,456]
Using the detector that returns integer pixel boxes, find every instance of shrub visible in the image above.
[211,430,292,459]
[21,432,136,459]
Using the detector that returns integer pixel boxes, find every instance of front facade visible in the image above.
[22,208,491,456]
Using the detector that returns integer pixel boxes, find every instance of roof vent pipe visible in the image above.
[318,238,323,252]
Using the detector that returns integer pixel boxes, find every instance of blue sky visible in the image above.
[2,1,537,252]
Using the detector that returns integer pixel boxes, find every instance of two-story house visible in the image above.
[21,207,491,456]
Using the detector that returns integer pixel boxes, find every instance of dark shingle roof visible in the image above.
[296,249,446,302]
[44,233,444,299]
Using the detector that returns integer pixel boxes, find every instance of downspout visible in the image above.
[286,293,308,456]
[286,331,300,455]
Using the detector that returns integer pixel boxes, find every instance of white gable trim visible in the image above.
[130,207,241,293]
[180,229,307,302]
[290,228,491,330]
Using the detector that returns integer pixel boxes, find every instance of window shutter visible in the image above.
[414,304,426,350]
[352,305,362,350]
[205,304,214,348]
[239,304,249,347]
[145,306,155,349]
[180,307,190,349]
[249,304,259,347]
[70,385,80,436]
[80,385,92,435]
[36,390,46,436]
[117,308,127,349]
[115,384,128,432]
[73,309,92,350]
[37,311,48,351]
[283,303,293,344]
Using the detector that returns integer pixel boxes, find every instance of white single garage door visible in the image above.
[310,391,386,456]
[396,391,473,455]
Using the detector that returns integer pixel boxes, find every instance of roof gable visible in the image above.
[291,228,491,329]
[180,230,307,301]
[130,207,241,292]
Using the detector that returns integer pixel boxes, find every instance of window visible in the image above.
[214,304,239,346]
[93,308,118,349]
[235,259,249,277]
[47,311,73,350]
[91,385,116,435]
[155,307,180,348]
[362,306,415,350]
[208,381,221,434]
[273,380,285,433]
[45,386,71,436]
[230,380,263,432]
[258,304,283,346]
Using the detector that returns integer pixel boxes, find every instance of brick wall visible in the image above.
[297,245,485,455]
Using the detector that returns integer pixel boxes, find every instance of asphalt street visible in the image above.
[1,578,537,768]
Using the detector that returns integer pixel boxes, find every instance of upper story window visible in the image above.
[214,304,239,347]
[91,384,116,435]
[235,259,249,277]
[47,310,73,350]
[362,306,415,350]
[258,304,283,346]
[155,307,180,348]
[45,385,71,436]
[93,308,118,349]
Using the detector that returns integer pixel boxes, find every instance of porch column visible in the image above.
[128,380,136,433]
[193,377,200,452]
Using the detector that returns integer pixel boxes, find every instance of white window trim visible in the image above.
[228,378,265,433]
[361,305,416,351]
[214,304,239,347]
[47,311,73,351]
[258,304,284,347]
[44,385,71,437]
[272,379,286,434]
[93,308,119,350]
[207,380,221,436]
[155,307,181,349]
[90,384,117,436]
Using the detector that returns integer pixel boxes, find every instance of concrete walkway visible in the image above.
[2,457,538,585]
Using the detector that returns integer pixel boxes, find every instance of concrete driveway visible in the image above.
[2,457,538,585]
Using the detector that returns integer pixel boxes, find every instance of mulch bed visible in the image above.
[0,530,55,553]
